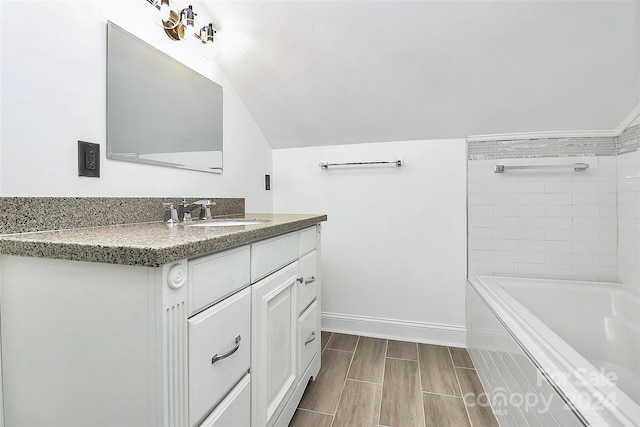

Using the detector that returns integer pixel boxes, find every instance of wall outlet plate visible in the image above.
[78,141,100,177]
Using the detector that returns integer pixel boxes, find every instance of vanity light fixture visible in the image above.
[182,5,196,37]
[200,23,216,44]
[147,0,217,44]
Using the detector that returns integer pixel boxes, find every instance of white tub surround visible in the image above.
[467,123,640,285]
[467,145,618,282]
[616,125,640,286]
[468,276,640,427]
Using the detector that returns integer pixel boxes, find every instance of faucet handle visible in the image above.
[192,199,215,207]
[162,203,178,223]
[192,200,214,220]
[178,199,191,222]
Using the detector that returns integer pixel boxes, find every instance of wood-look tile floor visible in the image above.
[290,332,499,427]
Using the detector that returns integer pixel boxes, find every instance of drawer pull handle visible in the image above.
[211,335,241,364]
[296,277,304,283]
[304,331,316,346]
[304,276,316,285]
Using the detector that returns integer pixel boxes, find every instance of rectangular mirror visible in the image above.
[107,21,223,173]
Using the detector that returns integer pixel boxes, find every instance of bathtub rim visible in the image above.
[469,275,640,427]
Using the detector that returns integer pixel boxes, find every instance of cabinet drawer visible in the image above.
[188,288,251,427]
[188,245,250,315]
[298,250,317,314]
[298,300,320,377]
[251,231,298,282]
[199,374,251,427]
[299,226,317,257]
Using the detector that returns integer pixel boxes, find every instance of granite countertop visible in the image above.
[0,213,327,267]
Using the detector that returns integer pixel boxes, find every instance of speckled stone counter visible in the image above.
[0,197,245,234]
[0,214,327,267]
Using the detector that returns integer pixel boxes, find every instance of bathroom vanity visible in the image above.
[0,213,326,427]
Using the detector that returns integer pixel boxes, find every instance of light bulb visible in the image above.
[182,5,195,41]
[185,22,195,39]
[205,23,216,43]
[159,0,170,22]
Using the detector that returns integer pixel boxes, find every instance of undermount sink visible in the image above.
[188,219,269,227]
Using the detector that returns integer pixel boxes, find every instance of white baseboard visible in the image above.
[321,312,466,348]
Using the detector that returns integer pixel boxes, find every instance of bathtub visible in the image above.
[467,276,639,427]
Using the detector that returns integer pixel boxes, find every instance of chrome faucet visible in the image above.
[162,203,178,223]
[178,199,192,222]
[178,199,215,221]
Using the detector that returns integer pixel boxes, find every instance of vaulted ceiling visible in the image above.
[200,1,640,149]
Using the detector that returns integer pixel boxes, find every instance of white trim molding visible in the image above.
[467,102,640,143]
[467,129,616,143]
[321,312,466,348]
[615,102,640,135]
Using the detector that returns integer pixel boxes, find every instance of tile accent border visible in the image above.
[467,136,616,160]
[467,124,640,160]
[0,197,244,235]
[616,124,640,155]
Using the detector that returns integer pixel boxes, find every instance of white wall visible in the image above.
[467,156,618,281]
[273,139,467,346]
[0,1,272,212]
[617,150,640,285]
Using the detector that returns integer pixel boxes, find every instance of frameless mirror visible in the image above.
[107,21,223,173]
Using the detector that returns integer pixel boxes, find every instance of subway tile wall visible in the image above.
[467,156,618,281]
[468,124,640,284]
[617,149,640,285]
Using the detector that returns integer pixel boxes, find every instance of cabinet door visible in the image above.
[252,262,299,427]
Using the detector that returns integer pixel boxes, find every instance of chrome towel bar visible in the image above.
[320,160,404,169]
[494,163,589,173]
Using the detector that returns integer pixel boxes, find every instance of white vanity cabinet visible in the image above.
[0,224,321,427]
[251,261,299,427]
[251,225,322,427]
[297,228,321,378]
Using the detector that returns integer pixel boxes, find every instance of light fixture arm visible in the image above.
[159,6,191,31]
